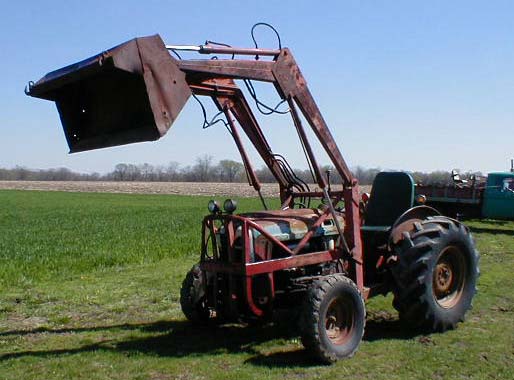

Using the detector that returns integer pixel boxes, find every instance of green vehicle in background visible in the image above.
[482,172,514,219]
[415,161,514,220]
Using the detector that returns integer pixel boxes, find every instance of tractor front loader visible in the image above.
[27,33,479,363]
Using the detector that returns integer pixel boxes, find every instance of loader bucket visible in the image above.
[27,35,191,152]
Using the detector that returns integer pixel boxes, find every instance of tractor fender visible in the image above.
[388,206,441,247]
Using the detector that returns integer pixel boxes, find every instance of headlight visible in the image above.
[208,200,220,213]
[415,194,427,205]
[223,199,237,213]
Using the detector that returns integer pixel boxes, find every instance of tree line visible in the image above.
[0,155,481,186]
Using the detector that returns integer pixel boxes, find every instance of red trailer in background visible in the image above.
[416,163,514,220]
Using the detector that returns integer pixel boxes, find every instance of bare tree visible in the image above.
[255,167,275,183]
[113,163,128,181]
[193,155,213,182]
[353,166,380,185]
[165,161,180,181]
[219,160,244,182]
[139,163,154,181]
[126,164,140,181]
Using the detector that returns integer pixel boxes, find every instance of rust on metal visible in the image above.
[432,245,467,309]
[27,35,191,152]
[388,206,440,246]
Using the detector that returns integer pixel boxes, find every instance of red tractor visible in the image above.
[27,32,479,363]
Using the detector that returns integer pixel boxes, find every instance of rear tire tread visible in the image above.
[392,217,479,332]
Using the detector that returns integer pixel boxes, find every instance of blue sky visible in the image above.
[1,1,512,174]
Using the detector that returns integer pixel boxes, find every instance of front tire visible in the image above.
[391,217,479,331]
[180,264,212,324]
[299,274,366,363]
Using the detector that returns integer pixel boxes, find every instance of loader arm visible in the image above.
[187,77,291,195]
[178,50,355,187]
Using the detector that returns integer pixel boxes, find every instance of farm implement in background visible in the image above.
[26,26,479,363]
[416,160,514,220]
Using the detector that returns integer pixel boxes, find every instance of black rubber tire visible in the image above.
[180,264,211,324]
[391,217,479,332]
[299,274,366,364]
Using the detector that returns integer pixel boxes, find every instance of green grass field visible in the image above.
[0,190,513,379]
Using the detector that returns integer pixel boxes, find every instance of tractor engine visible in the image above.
[237,208,343,261]
[200,204,346,320]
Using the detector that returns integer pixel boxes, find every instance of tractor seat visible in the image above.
[362,172,414,232]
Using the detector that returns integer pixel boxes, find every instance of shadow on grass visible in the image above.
[0,312,422,367]
[0,320,175,337]
[244,312,421,367]
[0,320,293,361]
[245,349,320,368]
[363,311,419,342]
[468,226,514,236]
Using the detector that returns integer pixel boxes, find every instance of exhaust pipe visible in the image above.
[26,35,191,153]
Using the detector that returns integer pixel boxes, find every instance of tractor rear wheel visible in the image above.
[299,274,365,364]
[180,264,212,325]
[391,217,479,331]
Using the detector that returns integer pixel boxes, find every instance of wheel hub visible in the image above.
[435,262,454,294]
[326,315,340,338]
[432,246,467,309]
[325,298,352,344]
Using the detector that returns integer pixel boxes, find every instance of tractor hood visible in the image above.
[240,208,344,241]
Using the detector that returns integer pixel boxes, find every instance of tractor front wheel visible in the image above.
[299,274,365,364]
[180,264,212,325]
[391,217,479,331]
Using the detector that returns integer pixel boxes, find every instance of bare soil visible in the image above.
[0,181,280,197]
[0,181,371,197]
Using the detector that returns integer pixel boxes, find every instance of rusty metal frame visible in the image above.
[200,212,346,316]
[179,50,354,185]
[178,46,366,317]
